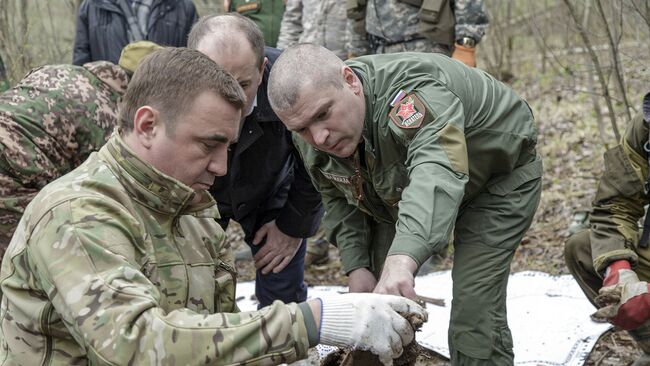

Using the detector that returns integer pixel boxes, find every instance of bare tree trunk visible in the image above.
[563,0,621,141]
[595,0,632,121]
[581,1,607,147]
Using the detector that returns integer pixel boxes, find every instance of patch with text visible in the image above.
[389,93,426,129]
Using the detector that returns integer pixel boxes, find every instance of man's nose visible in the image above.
[207,149,228,177]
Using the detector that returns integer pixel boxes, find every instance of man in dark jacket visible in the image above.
[187,14,323,307]
[73,0,197,65]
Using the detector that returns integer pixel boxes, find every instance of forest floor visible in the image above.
[225,60,648,365]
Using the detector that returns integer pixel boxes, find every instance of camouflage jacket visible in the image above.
[590,93,650,273]
[276,0,348,59]
[293,53,540,273]
[346,0,489,56]
[0,134,314,365]
[0,62,127,250]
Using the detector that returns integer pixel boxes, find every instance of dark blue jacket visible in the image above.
[210,47,323,241]
[72,0,197,65]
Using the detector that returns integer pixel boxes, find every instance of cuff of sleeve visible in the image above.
[387,233,434,267]
[339,246,371,275]
[593,249,639,276]
[319,297,355,347]
[297,302,319,347]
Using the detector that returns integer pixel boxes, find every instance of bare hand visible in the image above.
[374,255,418,300]
[223,0,230,12]
[252,220,302,274]
[348,267,377,293]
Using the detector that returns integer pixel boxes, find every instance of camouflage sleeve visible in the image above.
[386,86,469,266]
[276,0,303,49]
[345,18,370,57]
[590,111,650,274]
[27,197,311,364]
[454,0,489,43]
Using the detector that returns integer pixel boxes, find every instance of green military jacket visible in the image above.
[0,134,313,365]
[590,94,650,273]
[230,0,285,47]
[294,53,540,273]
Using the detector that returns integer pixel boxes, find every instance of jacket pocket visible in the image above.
[487,158,543,197]
[597,145,644,198]
[214,260,238,313]
[419,0,446,24]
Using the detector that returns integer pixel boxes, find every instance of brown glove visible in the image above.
[452,44,477,67]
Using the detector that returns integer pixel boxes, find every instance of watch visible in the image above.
[457,36,476,48]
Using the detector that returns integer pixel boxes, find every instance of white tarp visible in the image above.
[236,271,611,366]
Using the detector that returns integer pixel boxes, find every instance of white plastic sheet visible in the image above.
[236,271,611,366]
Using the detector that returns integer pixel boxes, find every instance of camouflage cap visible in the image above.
[118,41,163,74]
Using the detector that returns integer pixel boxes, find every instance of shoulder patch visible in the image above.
[389,93,427,129]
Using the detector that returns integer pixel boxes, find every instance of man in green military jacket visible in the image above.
[268,44,542,365]
[0,47,426,365]
[225,0,285,47]
[565,92,650,365]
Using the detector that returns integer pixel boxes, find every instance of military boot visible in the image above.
[629,322,650,366]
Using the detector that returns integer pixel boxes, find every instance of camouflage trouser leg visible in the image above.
[449,156,542,366]
[375,39,452,56]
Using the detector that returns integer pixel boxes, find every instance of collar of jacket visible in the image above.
[349,65,378,152]
[84,61,130,96]
[99,132,220,219]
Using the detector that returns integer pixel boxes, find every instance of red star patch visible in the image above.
[396,100,416,120]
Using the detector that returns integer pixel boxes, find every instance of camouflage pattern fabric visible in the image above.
[277,0,348,59]
[0,134,311,365]
[0,61,127,258]
[346,0,488,56]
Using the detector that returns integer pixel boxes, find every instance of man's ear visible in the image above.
[132,106,162,149]
[342,66,361,95]
[257,57,269,86]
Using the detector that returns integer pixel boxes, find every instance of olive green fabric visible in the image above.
[293,52,541,364]
[589,109,650,274]
[230,0,285,47]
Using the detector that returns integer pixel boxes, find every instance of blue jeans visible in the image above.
[247,238,308,308]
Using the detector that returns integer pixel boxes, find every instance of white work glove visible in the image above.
[318,293,427,365]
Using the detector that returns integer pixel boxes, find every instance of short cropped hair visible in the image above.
[268,43,344,112]
[119,47,246,132]
[187,13,265,68]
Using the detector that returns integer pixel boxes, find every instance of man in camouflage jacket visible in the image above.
[346,0,488,67]
[566,92,650,365]
[0,47,426,366]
